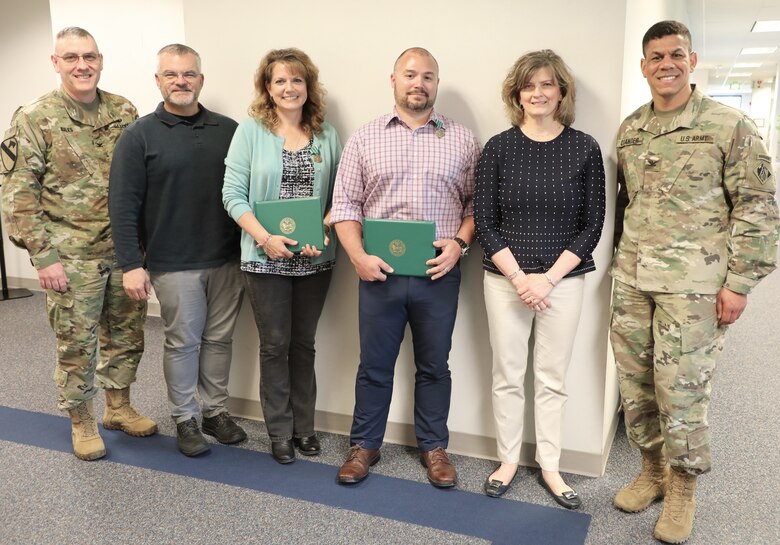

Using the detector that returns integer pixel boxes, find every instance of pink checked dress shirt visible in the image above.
[330,109,480,240]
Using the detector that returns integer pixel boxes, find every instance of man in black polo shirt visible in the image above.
[109,44,246,456]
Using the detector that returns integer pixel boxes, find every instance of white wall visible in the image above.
[0,0,53,283]
[621,0,691,119]
[49,0,185,117]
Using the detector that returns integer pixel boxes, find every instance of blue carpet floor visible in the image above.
[0,405,590,545]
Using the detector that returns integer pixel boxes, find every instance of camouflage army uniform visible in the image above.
[0,87,146,410]
[610,86,779,474]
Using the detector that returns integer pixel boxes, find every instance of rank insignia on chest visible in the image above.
[644,153,661,168]
[1,136,18,172]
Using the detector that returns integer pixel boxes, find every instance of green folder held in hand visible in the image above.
[253,197,324,255]
[363,218,436,277]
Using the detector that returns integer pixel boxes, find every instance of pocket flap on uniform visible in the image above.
[680,315,717,354]
[47,289,74,309]
[687,426,710,450]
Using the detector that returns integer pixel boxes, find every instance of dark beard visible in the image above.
[402,94,432,112]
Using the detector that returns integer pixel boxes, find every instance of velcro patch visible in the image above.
[754,162,772,185]
[1,136,18,173]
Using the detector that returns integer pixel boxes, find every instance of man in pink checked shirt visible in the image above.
[330,47,480,489]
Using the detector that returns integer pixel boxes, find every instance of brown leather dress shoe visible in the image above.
[337,444,381,484]
[420,447,457,488]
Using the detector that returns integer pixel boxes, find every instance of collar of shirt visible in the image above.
[636,85,701,135]
[385,107,444,131]
[58,86,112,128]
[154,101,219,127]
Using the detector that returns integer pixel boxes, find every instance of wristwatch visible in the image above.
[453,237,470,257]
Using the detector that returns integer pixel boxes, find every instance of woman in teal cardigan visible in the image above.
[223,48,341,464]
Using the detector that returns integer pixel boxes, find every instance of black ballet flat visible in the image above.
[537,473,581,510]
[484,472,516,498]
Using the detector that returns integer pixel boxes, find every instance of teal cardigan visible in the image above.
[222,118,342,265]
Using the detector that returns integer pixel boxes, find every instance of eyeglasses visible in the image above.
[55,53,100,65]
[158,71,201,82]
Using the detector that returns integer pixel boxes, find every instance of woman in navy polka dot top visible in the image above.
[474,50,605,508]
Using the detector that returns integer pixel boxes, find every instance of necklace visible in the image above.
[280,126,308,151]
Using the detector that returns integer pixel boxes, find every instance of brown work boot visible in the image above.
[654,468,697,544]
[337,443,381,484]
[420,447,457,488]
[68,399,106,461]
[614,445,668,512]
[103,387,157,437]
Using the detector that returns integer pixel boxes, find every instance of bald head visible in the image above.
[393,47,439,74]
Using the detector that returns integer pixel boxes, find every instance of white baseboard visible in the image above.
[227,395,616,477]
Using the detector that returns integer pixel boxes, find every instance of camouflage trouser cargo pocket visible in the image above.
[654,296,725,474]
[676,314,720,389]
[45,259,146,411]
[52,368,68,388]
[611,281,726,473]
[687,426,710,451]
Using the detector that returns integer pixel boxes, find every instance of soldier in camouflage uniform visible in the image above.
[0,27,157,461]
[610,21,780,544]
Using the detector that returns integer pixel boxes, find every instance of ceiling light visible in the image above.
[734,62,761,68]
[751,21,780,32]
[740,47,777,55]
[728,72,753,77]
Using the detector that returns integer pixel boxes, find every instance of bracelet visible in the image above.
[543,272,556,287]
[507,268,522,281]
[259,233,273,247]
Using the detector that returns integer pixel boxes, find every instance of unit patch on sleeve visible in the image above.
[1,136,19,173]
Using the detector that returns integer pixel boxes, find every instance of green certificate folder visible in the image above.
[253,197,324,255]
[363,219,436,277]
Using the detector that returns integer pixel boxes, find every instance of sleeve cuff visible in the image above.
[31,248,60,269]
[723,271,757,295]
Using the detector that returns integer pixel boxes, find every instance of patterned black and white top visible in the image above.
[242,139,334,276]
[474,126,606,278]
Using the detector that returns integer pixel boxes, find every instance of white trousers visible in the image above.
[483,271,585,470]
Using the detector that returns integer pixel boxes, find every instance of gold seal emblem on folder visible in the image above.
[389,239,406,257]
[280,217,296,234]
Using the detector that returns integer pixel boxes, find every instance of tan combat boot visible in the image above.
[614,445,668,512]
[68,399,106,461]
[103,387,158,437]
[654,468,697,543]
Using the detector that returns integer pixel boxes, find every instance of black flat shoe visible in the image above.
[537,473,581,510]
[293,435,321,456]
[484,472,516,498]
[271,440,295,464]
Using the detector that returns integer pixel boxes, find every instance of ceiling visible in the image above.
[687,0,780,90]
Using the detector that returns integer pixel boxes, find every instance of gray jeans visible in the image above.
[151,261,244,423]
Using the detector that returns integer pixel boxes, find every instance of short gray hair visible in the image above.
[157,43,202,72]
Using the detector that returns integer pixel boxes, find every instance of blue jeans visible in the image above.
[351,266,461,451]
